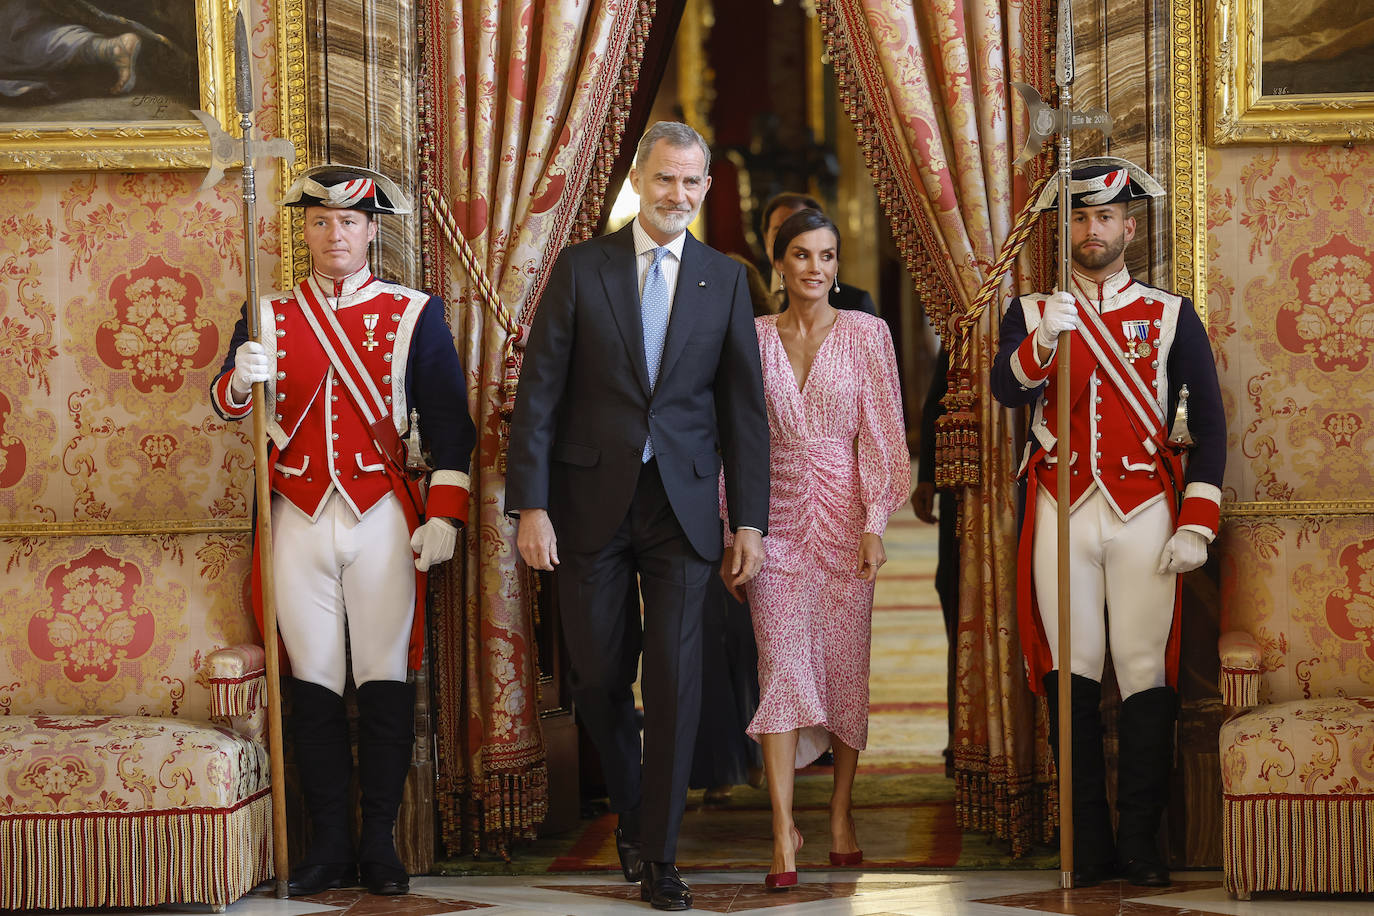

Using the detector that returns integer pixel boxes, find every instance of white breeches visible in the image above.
[271,490,415,695]
[1032,487,1176,699]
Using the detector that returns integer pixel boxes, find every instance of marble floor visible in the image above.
[69,872,1373,916]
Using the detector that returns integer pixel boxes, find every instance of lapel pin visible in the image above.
[698,280,706,287]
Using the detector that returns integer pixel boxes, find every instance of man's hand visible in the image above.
[516,508,559,571]
[411,517,457,571]
[720,528,764,601]
[857,532,886,583]
[1034,290,1079,361]
[912,482,937,524]
[1157,529,1208,574]
[231,340,271,400]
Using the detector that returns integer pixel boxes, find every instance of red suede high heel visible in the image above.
[830,812,862,866]
[764,826,804,891]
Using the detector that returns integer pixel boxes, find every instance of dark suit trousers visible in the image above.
[556,459,711,863]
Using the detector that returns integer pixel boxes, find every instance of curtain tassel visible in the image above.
[935,366,980,488]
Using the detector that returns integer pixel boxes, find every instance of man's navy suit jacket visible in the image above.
[506,224,769,562]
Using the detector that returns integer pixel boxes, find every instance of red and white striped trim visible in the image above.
[294,277,389,428]
[1071,280,1165,447]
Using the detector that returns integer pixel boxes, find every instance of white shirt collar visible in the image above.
[632,218,687,262]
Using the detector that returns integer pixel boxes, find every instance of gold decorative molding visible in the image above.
[1170,0,1206,318]
[1208,0,1374,145]
[0,520,251,538]
[1221,500,1374,520]
[806,12,825,144]
[676,0,716,145]
[276,0,311,288]
[0,0,238,172]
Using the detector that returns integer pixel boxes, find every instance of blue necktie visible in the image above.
[641,246,671,462]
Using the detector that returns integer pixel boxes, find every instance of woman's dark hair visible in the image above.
[770,208,841,263]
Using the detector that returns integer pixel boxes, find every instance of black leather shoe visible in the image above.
[1121,857,1170,887]
[360,860,410,896]
[615,827,643,882]
[1071,861,1117,887]
[640,862,692,911]
[287,862,358,896]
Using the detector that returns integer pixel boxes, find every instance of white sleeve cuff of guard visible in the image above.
[1012,343,1049,389]
[431,469,471,491]
[1184,481,1221,506]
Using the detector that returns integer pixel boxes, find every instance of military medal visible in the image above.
[1121,319,1151,359]
[363,313,380,350]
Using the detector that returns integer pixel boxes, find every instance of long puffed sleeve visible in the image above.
[856,318,911,535]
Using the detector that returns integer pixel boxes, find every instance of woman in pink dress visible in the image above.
[726,208,909,888]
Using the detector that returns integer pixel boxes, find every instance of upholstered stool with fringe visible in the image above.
[0,645,272,911]
[1217,631,1374,899]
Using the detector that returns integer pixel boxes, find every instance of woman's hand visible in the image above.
[857,532,886,582]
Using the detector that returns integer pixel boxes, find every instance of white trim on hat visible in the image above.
[1032,156,1166,211]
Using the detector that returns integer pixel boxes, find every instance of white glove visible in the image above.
[411,517,457,571]
[1034,290,1080,350]
[1157,529,1208,575]
[231,340,271,398]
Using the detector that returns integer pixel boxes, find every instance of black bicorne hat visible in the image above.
[279,164,412,215]
[1033,156,1165,211]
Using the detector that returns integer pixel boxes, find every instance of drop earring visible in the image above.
[833,276,840,293]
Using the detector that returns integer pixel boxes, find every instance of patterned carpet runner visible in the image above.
[435,493,1054,874]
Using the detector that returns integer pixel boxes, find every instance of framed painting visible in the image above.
[1209,0,1374,144]
[0,0,293,171]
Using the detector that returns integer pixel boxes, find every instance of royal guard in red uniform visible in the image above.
[211,165,476,897]
[991,158,1226,888]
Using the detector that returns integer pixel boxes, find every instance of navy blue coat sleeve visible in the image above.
[1166,297,1226,490]
[990,297,1046,409]
[405,296,476,481]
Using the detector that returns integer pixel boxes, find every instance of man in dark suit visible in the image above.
[912,345,960,777]
[759,191,877,315]
[506,121,769,912]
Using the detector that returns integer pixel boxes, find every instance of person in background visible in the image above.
[913,344,960,778]
[732,208,909,891]
[758,191,876,316]
[689,253,775,804]
[211,164,475,898]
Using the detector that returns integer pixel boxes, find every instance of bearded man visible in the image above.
[990,158,1226,888]
[506,121,769,912]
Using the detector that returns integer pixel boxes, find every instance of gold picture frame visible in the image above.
[0,0,288,172]
[1209,0,1374,145]
[1170,0,1207,316]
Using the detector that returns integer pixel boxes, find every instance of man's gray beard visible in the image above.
[1073,235,1126,271]
[644,206,695,237]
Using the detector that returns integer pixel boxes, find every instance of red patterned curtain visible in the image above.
[419,0,655,856]
[817,0,1056,854]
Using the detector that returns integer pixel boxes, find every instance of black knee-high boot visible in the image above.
[1116,686,1176,887]
[356,679,415,896]
[1043,672,1117,886]
[287,679,358,896]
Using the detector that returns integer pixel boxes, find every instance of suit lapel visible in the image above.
[657,232,706,388]
[598,224,651,395]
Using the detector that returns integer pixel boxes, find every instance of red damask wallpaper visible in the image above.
[0,166,279,716]
[0,0,284,718]
[1209,144,1374,699]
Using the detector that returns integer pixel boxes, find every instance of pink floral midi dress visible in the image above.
[739,309,910,767]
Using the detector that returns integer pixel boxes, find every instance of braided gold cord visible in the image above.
[936,173,1052,489]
